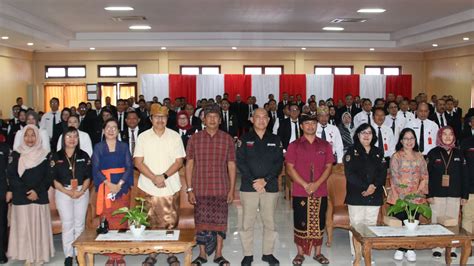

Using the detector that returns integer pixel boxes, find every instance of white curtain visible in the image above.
[196,74,225,101]
[306,74,334,102]
[141,74,169,102]
[360,75,386,103]
[251,75,280,106]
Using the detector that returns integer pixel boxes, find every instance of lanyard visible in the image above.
[64,152,76,180]
[439,150,454,175]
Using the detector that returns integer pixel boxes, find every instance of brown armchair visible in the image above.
[325,164,349,247]
[48,187,62,234]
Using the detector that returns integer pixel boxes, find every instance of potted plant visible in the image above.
[387,191,432,231]
[112,197,150,237]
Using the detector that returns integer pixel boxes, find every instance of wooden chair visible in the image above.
[48,187,62,234]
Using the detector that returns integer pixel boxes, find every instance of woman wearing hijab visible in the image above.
[6,125,54,265]
[388,128,428,262]
[13,111,50,153]
[174,110,195,148]
[427,126,469,259]
[337,112,355,153]
[92,118,133,266]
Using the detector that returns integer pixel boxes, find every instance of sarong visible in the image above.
[293,196,327,255]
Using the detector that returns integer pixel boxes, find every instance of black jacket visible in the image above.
[230,101,248,128]
[173,127,197,149]
[237,130,284,193]
[277,118,302,150]
[0,143,9,197]
[7,152,52,205]
[461,137,474,194]
[427,147,469,199]
[51,150,91,187]
[343,145,387,206]
[336,105,361,124]
[219,111,239,137]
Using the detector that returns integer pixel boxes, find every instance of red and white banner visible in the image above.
[141,74,412,106]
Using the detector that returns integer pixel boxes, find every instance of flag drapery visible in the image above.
[141,74,412,106]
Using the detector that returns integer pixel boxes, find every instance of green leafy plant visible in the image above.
[112,197,150,228]
[387,185,432,223]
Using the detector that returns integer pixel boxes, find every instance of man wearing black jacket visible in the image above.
[336,94,360,125]
[120,111,145,156]
[277,103,301,150]
[220,99,238,137]
[230,94,248,136]
[0,141,9,263]
[461,136,474,230]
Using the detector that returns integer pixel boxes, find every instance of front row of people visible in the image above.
[0,104,473,266]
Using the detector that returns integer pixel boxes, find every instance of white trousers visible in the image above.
[348,205,380,256]
[55,187,89,257]
[431,197,460,253]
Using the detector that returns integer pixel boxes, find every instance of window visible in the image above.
[365,66,401,75]
[314,66,353,75]
[244,65,284,75]
[45,66,86,78]
[44,83,87,111]
[98,82,137,106]
[180,65,221,75]
[98,65,137,77]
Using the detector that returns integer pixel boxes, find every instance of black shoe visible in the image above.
[451,252,457,258]
[0,256,8,264]
[432,251,442,258]
[262,254,280,266]
[241,256,253,266]
[64,256,73,266]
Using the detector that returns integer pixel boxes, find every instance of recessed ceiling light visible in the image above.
[129,25,151,30]
[104,6,134,11]
[369,48,375,51]
[463,37,470,41]
[89,47,95,50]
[27,42,34,46]
[432,43,438,47]
[301,47,306,50]
[231,47,237,50]
[357,8,386,13]
[322,27,344,31]
[1,36,9,40]
[161,47,167,50]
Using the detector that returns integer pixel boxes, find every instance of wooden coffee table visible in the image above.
[351,224,472,266]
[73,229,196,266]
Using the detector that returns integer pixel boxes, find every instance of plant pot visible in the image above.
[130,224,145,238]
[403,219,419,231]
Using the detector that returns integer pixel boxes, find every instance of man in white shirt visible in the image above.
[405,103,439,155]
[315,107,344,163]
[397,99,415,125]
[384,101,403,137]
[16,97,28,112]
[429,99,448,128]
[373,108,396,160]
[39,97,61,140]
[121,111,143,155]
[277,104,301,150]
[56,115,93,157]
[353,99,373,129]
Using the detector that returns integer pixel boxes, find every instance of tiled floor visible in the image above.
[4,192,474,265]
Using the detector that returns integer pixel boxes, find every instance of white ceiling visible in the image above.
[0,0,473,52]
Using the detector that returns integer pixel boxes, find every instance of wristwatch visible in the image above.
[186,187,193,193]
[162,173,169,179]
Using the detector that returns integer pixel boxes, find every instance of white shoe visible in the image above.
[405,250,416,262]
[393,250,404,261]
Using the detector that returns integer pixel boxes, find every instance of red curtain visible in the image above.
[169,74,197,107]
[279,74,306,101]
[386,75,412,99]
[333,75,360,104]
[224,74,252,103]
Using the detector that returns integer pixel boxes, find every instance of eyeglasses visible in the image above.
[152,115,167,120]
[360,131,373,136]
[402,137,416,141]
[105,127,118,132]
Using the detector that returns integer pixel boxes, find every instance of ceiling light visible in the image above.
[357,8,386,13]
[27,42,34,46]
[129,25,151,30]
[369,48,375,51]
[463,37,470,41]
[161,47,167,50]
[301,47,306,50]
[1,36,9,40]
[89,47,95,50]
[231,47,237,50]
[322,27,344,31]
[104,6,134,11]
[432,43,438,47]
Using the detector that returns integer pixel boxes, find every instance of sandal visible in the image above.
[167,255,180,266]
[213,256,230,266]
[313,254,329,264]
[142,256,157,266]
[105,258,115,266]
[192,256,208,266]
[116,258,126,266]
[292,255,305,266]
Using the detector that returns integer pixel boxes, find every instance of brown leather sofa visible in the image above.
[48,187,63,234]
[85,169,195,230]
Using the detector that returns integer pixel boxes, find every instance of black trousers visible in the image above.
[0,199,7,258]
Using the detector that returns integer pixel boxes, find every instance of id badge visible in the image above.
[71,179,78,190]
[442,174,450,187]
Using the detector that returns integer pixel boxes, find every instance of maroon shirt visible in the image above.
[285,136,334,197]
[186,129,236,197]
